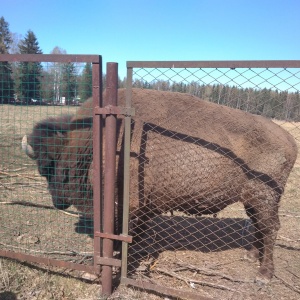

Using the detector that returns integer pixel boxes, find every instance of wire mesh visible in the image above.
[0,57,96,269]
[124,63,300,299]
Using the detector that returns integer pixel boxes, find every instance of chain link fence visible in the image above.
[123,61,300,300]
[1,58,300,299]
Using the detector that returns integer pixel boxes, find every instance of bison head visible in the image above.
[22,115,93,215]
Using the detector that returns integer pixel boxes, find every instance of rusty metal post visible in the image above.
[101,62,118,296]
[92,57,103,276]
[121,66,133,280]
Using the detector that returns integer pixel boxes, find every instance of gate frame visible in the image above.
[121,60,300,300]
[0,54,106,283]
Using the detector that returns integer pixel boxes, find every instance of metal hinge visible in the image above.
[94,232,133,267]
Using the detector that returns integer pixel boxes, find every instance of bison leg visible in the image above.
[244,198,280,284]
[244,204,261,262]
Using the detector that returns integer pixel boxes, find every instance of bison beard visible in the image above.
[22,88,298,284]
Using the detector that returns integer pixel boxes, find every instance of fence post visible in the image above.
[101,62,118,296]
[93,57,103,277]
[121,66,133,280]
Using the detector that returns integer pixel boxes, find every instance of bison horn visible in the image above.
[21,135,35,159]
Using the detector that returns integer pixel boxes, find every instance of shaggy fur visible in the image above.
[25,88,298,283]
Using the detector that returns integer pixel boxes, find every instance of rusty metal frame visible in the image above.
[0,54,100,63]
[127,60,300,68]
[122,60,300,300]
[93,63,136,296]
[0,54,102,275]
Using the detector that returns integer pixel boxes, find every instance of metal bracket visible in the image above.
[94,105,135,117]
[94,232,132,267]
[94,231,133,243]
[95,257,121,267]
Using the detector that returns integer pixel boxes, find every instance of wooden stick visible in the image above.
[175,262,251,283]
[275,274,300,294]
[155,267,238,292]
[0,242,92,257]
[0,200,80,217]
[277,235,300,243]
[0,171,41,181]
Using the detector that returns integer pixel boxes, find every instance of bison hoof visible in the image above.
[255,267,273,285]
[255,274,271,285]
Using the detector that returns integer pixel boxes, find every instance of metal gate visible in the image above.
[0,54,111,294]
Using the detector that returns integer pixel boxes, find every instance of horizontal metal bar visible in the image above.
[127,60,300,69]
[121,277,213,300]
[0,250,99,274]
[95,257,122,267]
[94,105,135,117]
[94,231,133,243]
[0,54,101,63]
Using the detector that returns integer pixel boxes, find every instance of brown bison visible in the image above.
[22,88,297,284]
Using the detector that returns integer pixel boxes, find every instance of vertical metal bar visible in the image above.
[92,57,103,275]
[121,66,133,280]
[101,62,118,296]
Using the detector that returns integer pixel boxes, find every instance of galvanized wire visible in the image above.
[125,63,300,300]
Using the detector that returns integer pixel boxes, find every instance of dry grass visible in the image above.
[1,104,300,299]
[0,104,168,300]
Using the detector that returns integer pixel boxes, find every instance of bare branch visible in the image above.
[275,274,300,294]
[0,241,92,257]
[155,267,238,292]
[175,262,251,283]
[0,200,80,217]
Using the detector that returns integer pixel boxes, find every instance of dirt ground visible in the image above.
[0,104,299,300]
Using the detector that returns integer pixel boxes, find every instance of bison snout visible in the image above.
[53,200,71,210]
[52,195,71,210]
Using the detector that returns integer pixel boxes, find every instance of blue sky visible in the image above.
[1,0,300,78]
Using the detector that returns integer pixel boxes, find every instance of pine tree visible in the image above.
[61,62,77,104]
[17,30,43,103]
[0,16,14,103]
[79,63,92,102]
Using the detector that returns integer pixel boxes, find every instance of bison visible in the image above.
[22,88,297,284]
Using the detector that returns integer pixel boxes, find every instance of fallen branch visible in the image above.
[0,167,27,172]
[155,267,237,292]
[287,269,300,280]
[0,183,47,191]
[0,241,93,257]
[0,182,14,190]
[279,211,300,218]
[277,235,300,243]
[275,274,300,294]
[0,200,80,217]
[175,262,251,283]
[0,181,46,186]
[0,171,41,181]
[155,267,192,288]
